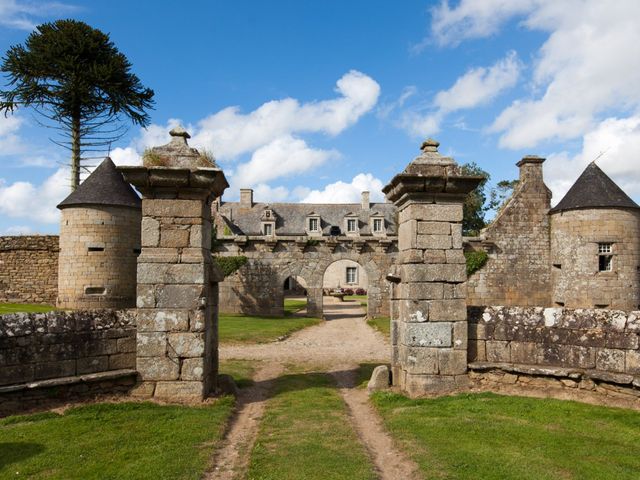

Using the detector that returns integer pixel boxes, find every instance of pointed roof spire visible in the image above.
[57,157,141,210]
[550,162,639,213]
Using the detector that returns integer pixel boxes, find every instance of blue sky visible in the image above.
[1,0,639,234]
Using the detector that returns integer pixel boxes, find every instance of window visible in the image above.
[263,223,273,236]
[346,267,357,284]
[347,219,357,232]
[373,218,383,233]
[598,243,613,272]
[309,218,319,231]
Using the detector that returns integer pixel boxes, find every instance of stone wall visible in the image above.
[0,310,136,387]
[216,236,396,318]
[0,235,59,304]
[469,306,640,381]
[58,206,141,309]
[551,208,640,310]
[467,157,552,307]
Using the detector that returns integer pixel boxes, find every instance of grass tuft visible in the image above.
[0,303,55,314]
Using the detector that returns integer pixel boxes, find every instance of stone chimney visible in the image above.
[240,188,254,208]
[516,155,545,183]
[361,191,370,210]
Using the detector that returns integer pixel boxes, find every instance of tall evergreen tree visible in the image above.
[0,19,154,190]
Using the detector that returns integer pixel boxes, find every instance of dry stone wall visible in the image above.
[0,310,136,387]
[469,306,640,381]
[0,236,59,304]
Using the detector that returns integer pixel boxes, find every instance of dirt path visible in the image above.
[210,297,417,480]
[205,363,283,480]
[332,368,420,480]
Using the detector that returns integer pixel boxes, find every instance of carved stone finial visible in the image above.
[170,126,191,139]
[421,138,440,151]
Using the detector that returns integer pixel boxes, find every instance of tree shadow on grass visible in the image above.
[0,442,45,470]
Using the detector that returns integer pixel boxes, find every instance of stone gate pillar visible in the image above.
[120,128,228,400]
[383,139,482,396]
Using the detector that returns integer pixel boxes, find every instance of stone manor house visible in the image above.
[2,129,640,406]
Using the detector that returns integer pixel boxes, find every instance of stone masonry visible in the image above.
[384,139,482,395]
[120,127,228,400]
[0,235,58,304]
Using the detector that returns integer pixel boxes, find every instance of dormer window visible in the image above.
[369,212,386,236]
[344,213,359,236]
[261,206,276,237]
[306,212,322,237]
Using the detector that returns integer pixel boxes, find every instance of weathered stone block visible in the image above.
[403,373,456,396]
[77,356,109,374]
[138,263,206,285]
[137,332,167,357]
[367,365,390,392]
[109,352,136,369]
[34,360,76,380]
[143,199,204,218]
[141,217,160,247]
[136,284,156,308]
[453,321,467,349]
[137,310,189,332]
[400,264,466,283]
[445,249,466,264]
[486,340,510,363]
[189,225,203,248]
[154,381,204,399]
[137,356,179,381]
[468,340,486,361]
[438,349,467,375]
[401,346,439,374]
[399,299,429,322]
[116,336,136,353]
[403,322,452,347]
[156,285,205,309]
[596,348,625,373]
[399,204,463,223]
[168,333,205,357]
[417,221,450,235]
[416,234,452,250]
[626,350,640,374]
[160,228,190,248]
[428,299,467,322]
[181,357,204,381]
[423,250,447,264]
[510,341,537,363]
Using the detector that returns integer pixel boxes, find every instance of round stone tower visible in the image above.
[56,157,141,309]
[550,162,640,310]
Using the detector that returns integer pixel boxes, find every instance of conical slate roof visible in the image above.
[550,162,639,213]
[57,157,141,210]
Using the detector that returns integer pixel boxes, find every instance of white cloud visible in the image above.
[188,70,379,160]
[402,51,521,137]
[109,146,141,167]
[0,0,78,30]
[545,116,640,205]
[3,225,32,235]
[0,113,24,155]
[0,168,68,223]
[431,0,640,149]
[252,184,292,203]
[232,135,339,187]
[301,173,385,204]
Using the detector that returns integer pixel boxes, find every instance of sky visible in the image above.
[0,0,639,235]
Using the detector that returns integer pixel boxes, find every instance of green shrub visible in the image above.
[213,256,248,277]
[465,250,488,276]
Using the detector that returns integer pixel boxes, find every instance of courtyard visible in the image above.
[2,298,639,480]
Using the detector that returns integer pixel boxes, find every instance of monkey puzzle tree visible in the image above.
[0,19,154,190]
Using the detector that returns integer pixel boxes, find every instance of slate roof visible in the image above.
[550,162,639,213]
[57,157,141,210]
[219,201,397,236]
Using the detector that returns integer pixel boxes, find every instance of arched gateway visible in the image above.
[214,189,397,318]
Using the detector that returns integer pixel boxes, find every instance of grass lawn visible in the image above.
[0,303,55,314]
[372,391,640,480]
[283,298,307,316]
[219,359,257,388]
[366,316,390,338]
[344,294,367,308]
[0,400,234,480]
[219,314,320,344]
[247,372,376,480]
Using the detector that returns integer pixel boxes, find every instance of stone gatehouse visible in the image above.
[213,189,398,318]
